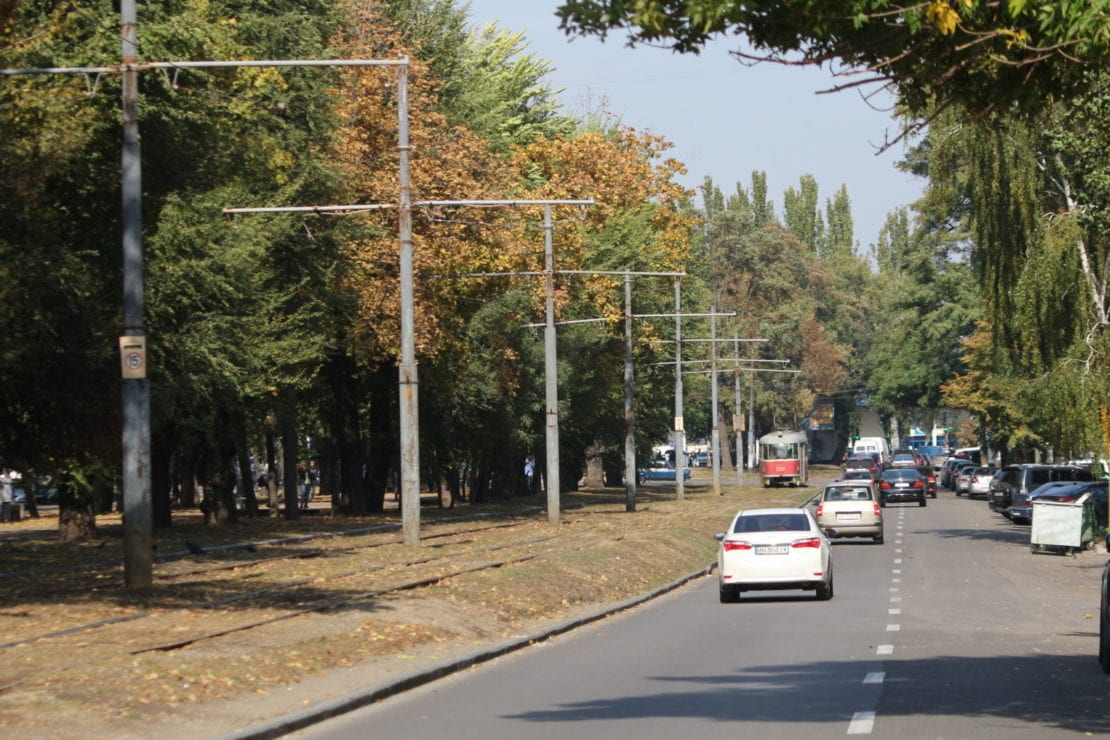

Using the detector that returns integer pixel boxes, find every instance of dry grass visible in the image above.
[0,476,821,738]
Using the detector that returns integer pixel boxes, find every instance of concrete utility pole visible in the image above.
[674,279,684,500]
[710,308,721,496]
[542,206,561,525]
[119,0,152,589]
[396,63,421,545]
[624,275,635,512]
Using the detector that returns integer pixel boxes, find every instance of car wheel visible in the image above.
[816,567,834,601]
[919,495,927,507]
[719,583,739,603]
[878,497,886,508]
[873,530,884,545]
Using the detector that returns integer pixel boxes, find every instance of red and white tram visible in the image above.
[758,430,809,487]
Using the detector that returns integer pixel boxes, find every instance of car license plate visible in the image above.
[837,512,861,521]
[895,482,909,488]
[754,545,789,555]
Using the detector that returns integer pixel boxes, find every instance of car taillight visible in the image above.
[792,538,823,549]
[815,504,824,517]
[880,481,892,489]
[722,541,752,551]
[873,504,882,516]
[912,480,923,489]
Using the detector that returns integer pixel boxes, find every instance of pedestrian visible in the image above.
[0,470,12,523]
[300,460,317,509]
[523,456,535,494]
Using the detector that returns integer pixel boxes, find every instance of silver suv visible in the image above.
[989,464,1094,516]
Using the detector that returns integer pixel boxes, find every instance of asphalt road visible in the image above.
[297,486,1108,739]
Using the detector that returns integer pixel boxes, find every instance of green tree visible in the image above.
[556,1,1110,123]
[782,174,823,253]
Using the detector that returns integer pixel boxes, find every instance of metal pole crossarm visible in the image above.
[650,358,790,366]
[0,58,407,76]
[423,271,546,279]
[557,269,685,278]
[524,318,608,328]
[685,368,802,375]
[224,199,591,215]
[633,312,736,319]
[224,204,396,214]
[417,199,594,207]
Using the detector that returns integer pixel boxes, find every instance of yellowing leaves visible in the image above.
[925,1,961,36]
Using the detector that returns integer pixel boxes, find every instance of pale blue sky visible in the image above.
[464,1,925,253]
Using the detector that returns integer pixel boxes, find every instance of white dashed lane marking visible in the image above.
[877,644,894,655]
[863,672,885,684]
[848,711,876,734]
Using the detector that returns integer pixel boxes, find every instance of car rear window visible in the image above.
[735,514,810,533]
[824,486,872,501]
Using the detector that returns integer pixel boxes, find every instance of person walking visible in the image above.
[0,470,13,523]
[523,456,535,494]
[299,461,316,510]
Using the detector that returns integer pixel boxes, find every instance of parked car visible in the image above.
[814,481,884,543]
[1007,481,1081,524]
[715,508,833,602]
[637,467,692,482]
[941,458,972,489]
[966,467,997,499]
[990,464,1095,515]
[878,468,928,507]
[1020,481,1108,527]
[954,465,977,496]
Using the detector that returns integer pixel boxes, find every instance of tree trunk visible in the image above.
[264,421,279,516]
[57,474,97,543]
[282,390,299,520]
[329,349,368,515]
[583,440,605,487]
[21,468,39,519]
[720,410,736,472]
[238,446,258,518]
[365,362,394,513]
[152,433,172,528]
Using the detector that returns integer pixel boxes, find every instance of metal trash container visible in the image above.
[1031,492,1096,556]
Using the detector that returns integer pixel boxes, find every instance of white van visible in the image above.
[853,437,890,465]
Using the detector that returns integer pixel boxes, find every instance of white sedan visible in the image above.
[715,507,833,603]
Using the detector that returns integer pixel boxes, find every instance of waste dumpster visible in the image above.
[1031,492,1096,556]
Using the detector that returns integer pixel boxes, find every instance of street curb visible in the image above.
[221,561,716,739]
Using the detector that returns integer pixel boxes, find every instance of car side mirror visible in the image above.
[714,532,725,542]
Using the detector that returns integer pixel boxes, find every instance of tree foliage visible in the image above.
[556,1,1110,125]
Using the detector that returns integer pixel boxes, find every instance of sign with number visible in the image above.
[119,335,147,379]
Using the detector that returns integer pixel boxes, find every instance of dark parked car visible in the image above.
[943,458,976,489]
[878,469,928,507]
[1018,481,1108,527]
[990,464,1095,515]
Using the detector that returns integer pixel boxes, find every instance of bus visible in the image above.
[759,430,809,488]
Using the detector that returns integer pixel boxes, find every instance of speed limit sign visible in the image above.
[119,336,148,379]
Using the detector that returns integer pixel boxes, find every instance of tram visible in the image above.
[758,430,809,487]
